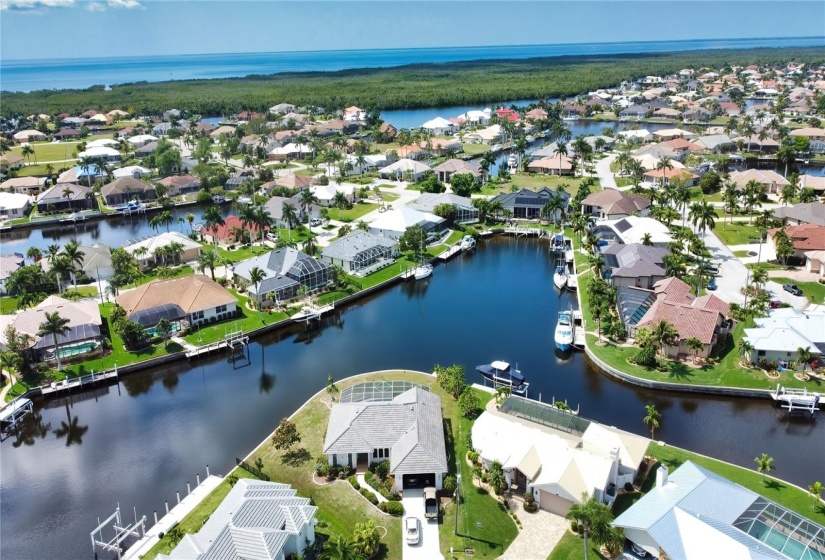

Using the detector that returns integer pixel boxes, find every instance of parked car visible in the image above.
[770,299,782,309]
[783,283,803,297]
[404,516,420,545]
[310,218,322,227]
[266,232,278,242]
[424,486,438,520]
[629,541,650,558]
[706,278,717,291]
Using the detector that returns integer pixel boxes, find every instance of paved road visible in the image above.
[401,489,443,560]
[595,153,618,190]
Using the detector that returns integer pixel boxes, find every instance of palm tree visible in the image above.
[723,183,740,224]
[299,188,320,220]
[352,519,380,559]
[739,339,755,363]
[186,212,196,233]
[159,210,174,233]
[673,183,691,229]
[653,319,679,358]
[21,144,34,165]
[248,266,267,321]
[319,535,366,560]
[743,180,763,223]
[37,311,71,371]
[332,191,349,221]
[641,232,653,246]
[0,353,22,386]
[202,206,225,245]
[26,246,42,263]
[655,156,674,187]
[78,156,95,188]
[754,453,775,484]
[685,337,704,364]
[196,246,221,281]
[809,481,823,510]
[303,235,317,256]
[796,346,813,373]
[149,214,163,233]
[253,204,274,243]
[689,199,718,238]
[281,203,299,241]
[565,494,616,560]
[50,254,73,294]
[644,404,661,439]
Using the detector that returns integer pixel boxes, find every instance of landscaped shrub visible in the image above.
[315,456,329,477]
[348,475,360,490]
[571,521,581,534]
[359,488,378,505]
[378,501,404,516]
[443,475,457,494]
[467,451,479,464]
[364,470,375,484]
[375,460,390,480]
[633,345,658,367]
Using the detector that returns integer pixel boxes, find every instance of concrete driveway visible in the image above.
[764,281,811,310]
[401,488,443,560]
[595,153,618,190]
[701,229,746,305]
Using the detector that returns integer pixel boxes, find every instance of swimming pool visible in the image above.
[145,322,182,337]
[56,341,98,359]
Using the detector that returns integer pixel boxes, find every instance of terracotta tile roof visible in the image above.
[637,300,721,344]
[654,277,694,305]
[643,168,699,181]
[693,294,730,316]
[582,189,651,215]
[116,275,235,316]
[205,215,262,240]
[769,223,825,251]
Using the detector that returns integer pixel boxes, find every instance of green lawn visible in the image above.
[183,289,289,345]
[479,175,595,197]
[733,250,751,258]
[461,143,489,156]
[746,262,786,271]
[141,467,260,560]
[547,531,603,560]
[444,230,464,245]
[335,202,379,222]
[134,265,195,286]
[378,190,399,202]
[15,161,75,177]
[1,297,19,314]
[440,389,518,558]
[772,277,825,305]
[578,273,821,391]
[9,141,79,162]
[66,285,98,297]
[712,221,763,246]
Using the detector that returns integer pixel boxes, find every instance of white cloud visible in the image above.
[84,1,104,10]
[108,0,143,9]
[0,0,75,11]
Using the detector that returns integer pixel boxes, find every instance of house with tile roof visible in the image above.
[729,169,789,195]
[432,159,481,183]
[602,244,668,289]
[232,248,330,306]
[320,230,398,275]
[491,187,570,221]
[323,386,448,491]
[156,479,317,560]
[768,223,825,259]
[116,274,237,329]
[199,215,264,246]
[581,190,651,220]
[123,232,202,268]
[100,177,157,206]
[632,277,733,358]
[368,206,446,240]
[743,308,825,367]
[526,154,575,175]
[772,202,825,227]
[35,183,93,213]
[408,192,479,224]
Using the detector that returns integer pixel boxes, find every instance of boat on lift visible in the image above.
[413,263,433,280]
[460,235,476,251]
[553,265,567,290]
[555,310,574,351]
[292,306,322,323]
[475,360,529,396]
[564,237,574,263]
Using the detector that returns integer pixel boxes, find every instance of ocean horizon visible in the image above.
[1,35,823,93]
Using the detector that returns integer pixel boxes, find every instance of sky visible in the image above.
[0,0,823,61]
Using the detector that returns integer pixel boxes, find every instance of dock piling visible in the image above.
[165,501,169,514]
[196,473,201,486]
[206,465,210,477]
[187,481,191,495]
[176,491,180,504]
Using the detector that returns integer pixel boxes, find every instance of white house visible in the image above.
[378,158,431,182]
[0,254,25,295]
[320,230,398,275]
[472,399,648,515]
[457,109,491,126]
[421,116,457,136]
[86,138,120,149]
[156,479,317,560]
[310,182,356,207]
[323,385,448,491]
[113,165,152,180]
[617,129,654,143]
[127,134,159,148]
[368,206,445,240]
[77,146,122,163]
[463,124,503,145]
[123,231,202,268]
[743,307,825,367]
[613,461,825,560]
[593,216,673,247]
[0,192,32,219]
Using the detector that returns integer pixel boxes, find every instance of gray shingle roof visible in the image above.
[321,230,396,261]
[323,387,448,475]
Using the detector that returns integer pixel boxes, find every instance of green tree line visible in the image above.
[2,47,823,117]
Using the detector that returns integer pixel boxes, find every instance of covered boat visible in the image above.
[476,360,529,395]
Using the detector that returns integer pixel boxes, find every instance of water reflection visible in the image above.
[9,410,51,448]
[53,401,89,447]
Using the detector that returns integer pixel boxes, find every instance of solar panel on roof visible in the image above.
[614,219,632,233]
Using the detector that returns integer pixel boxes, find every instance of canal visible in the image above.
[1,236,823,560]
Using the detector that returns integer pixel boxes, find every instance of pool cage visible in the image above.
[350,245,394,273]
[733,497,825,560]
[288,258,330,290]
[339,381,429,403]
[499,395,591,436]
[130,303,184,328]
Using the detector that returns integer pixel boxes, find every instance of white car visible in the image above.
[404,516,420,545]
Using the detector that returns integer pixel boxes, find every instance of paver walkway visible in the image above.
[498,499,568,560]
[357,474,387,503]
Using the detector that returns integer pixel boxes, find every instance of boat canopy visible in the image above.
[491,360,509,370]
[554,234,563,242]
[477,362,525,383]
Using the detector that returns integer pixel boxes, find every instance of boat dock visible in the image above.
[572,310,585,348]
[503,226,546,237]
[437,243,463,261]
[0,397,34,438]
[772,384,821,417]
[40,369,119,397]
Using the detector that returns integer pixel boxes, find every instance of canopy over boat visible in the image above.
[477,361,525,384]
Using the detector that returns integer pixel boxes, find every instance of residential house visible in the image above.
[134,141,159,158]
[691,134,734,153]
[310,182,356,207]
[127,134,159,148]
[267,142,312,161]
[491,187,570,221]
[377,122,398,141]
[342,106,365,122]
[420,116,457,136]
[260,173,313,194]
[652,107,681,119]
[744,307,825,367]
[56,164,106,186]
[800,174,825,194]
[156,480,317,560]
[200,215,263,246]
[152,123,173,137]
[643,167,699,187]
[269,103,296,114]
[13,129,46,143]
[77,146,122,163]
[581,190,651,220]
[117,275,237,329]
[773,202,825,227]
[378,159,431,182]
[0,176,46,195]
[768,223,825,260]
[683,107,714,121]
[616,129,653,143]
[232,248,330,305]
[729,169,789,195]
[113,166,153,180]
[408,192,479,224]
[323,385,448,491]
[432,159,482,183]
[614,461,825,560]
[463,124,503,145]
[653,128,696,140]
[156,174,201,196]
[472,397,648,515]
[619,104,651,118]
[0,154,25,172]
[740,134,780,153]
[209,125,236,141]
[368,207,446,240]
[525,107,548,122]
[425,137,462,157]
[602,244,668,288]
[224,174,253,191]
[633,277,732,358]
[264,194,320,227]
[320,230,398,275]
[594,216,673,247]
[36,183,93,213]
[53,128,81,140]
[100,177,157,206]
[0,192,32,219]
[526,154,575,175]
[0,254,24,294]
[124,232,202,268]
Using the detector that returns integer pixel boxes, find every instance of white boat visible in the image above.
[525,135,536,143]
[567,273,578,291]
[460,235,476,251]
[564,237,574,263]
[212,194,226,203]
[507,153,518,169]
[555,311,574,351]
[292,306,322,323]
[553,265,567,290]
[562,115,580,121]
[413,263,433,280]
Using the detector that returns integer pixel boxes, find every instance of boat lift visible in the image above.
[0,397,34,441]
[225,330,249,363]
[772,383,820,418]
[90,504,146,559]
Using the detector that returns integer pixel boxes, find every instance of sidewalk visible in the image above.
[357,473,388,503]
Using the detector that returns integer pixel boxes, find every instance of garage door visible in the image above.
[402,473,435,489]
[539,491,574,516]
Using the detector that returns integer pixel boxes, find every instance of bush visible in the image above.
[375,460,390,480]
[359,487,378,505]
[378,501,404,516]
[571,521,581,534]
[314,456,329,476]
[624,482,634,492]
[458,388,480,419]
[467,450,479,464]
[348,475,360,490]
[633,344,658,368]
[523,492,535,505]
[443,475,457,494]
[524,502,538,513]
[364,470,375,485]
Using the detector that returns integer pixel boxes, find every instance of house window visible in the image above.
[384,448,389,458]
[757,350,766,356]
[215,304,227,313]
[373,449,378,458]
[192,310,204,321]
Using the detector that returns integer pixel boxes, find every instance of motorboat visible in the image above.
[562,115,580,121]
[292,306,322,323]
[525,135,536,143]
[460,235,476,251]
[413,263,433,280]
[552,233,565,252]
[212,194,226,203]
[555,311,574,351]
[476,360,529,396]
[566,273,578,291]
[553,265,567,290]
[507,153,519,169]
[564,237,574,263]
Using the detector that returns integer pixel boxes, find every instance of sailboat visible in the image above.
[413,229,433,280]
[555,310,574,351]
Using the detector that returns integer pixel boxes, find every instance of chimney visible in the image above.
[655,465,669,488]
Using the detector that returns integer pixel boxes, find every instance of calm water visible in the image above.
[3,37,824,92]
[1,237,823,560]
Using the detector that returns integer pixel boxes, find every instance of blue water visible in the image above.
[2,36,823,92]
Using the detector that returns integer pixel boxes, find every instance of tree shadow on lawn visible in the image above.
[667,361,694,381]
[763,479,787,492]
[282,447,311,466]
